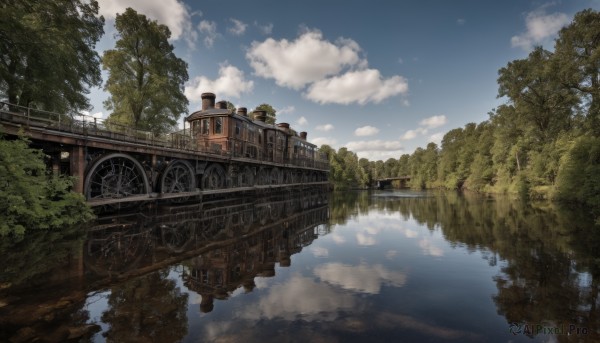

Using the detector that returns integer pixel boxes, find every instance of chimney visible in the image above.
[216,100,227,109]
[201,92,216,110]
[300,131,307,140]
[253,110,267,122]
[237,107,248,116]
[277,122,290,129]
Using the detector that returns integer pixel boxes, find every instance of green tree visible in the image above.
[226,101,236,113]
[497,47,577,142]
[554,9,600,135]
[102,8,189,135]
[0,136,94,236]
[0,0,104,112]
[254,103,277,124]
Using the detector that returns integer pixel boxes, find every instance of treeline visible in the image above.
[321,9,600,211]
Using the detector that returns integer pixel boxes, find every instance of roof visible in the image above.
[185,108,232,122]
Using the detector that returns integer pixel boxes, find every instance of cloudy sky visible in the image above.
[88,0,600,160]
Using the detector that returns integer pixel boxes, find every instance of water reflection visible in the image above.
[1,189,599,342]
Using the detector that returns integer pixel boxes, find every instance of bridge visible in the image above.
[0,102,329,207]
[375,176,411,189]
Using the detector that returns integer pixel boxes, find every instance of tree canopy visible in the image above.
[0,0,104,112]
[102,8,189,135]
[254,104,277,124]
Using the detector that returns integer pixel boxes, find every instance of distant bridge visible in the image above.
[375,176,411,189]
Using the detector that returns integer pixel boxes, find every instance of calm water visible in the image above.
[1,190,599,342]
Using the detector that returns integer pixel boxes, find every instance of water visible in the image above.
[1,190,598,342]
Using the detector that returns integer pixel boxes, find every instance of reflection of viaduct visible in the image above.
[83,190,329,302]
[375,176,411,189]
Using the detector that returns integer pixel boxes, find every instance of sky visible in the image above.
[87,0,600,161]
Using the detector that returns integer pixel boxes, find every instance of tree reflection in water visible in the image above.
[1,189,599,342]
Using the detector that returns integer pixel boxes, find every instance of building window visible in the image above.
[248,125,254,143]
[201,119,210,135]
[235,121,241,136]
[258,129,263,144]
[215,117,223,134]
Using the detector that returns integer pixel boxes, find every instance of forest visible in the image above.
[321,9,600,217]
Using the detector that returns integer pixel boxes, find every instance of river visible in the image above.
[0,190,598,342]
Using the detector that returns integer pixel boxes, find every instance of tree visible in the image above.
[554,9,600,135]
[102,8,189,135]
[226,101,236,113]
[254,104,277,124]
[0,0,104,113]
[497,47,577,141]
[0,136,94,236]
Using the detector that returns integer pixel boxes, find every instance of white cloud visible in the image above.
[401,129,418,140]
[331,233,346,244]
[246,29,362,89]
[98,0,192,41]
[255,21,274,35]
[228,18,247,36]
[199,20,218,48]
[345,140,404,160]
[419,115,447,129]
[457,18,466,25]
[296,116,308,126]
[316,124,334,132]
[511,9,570,50]
[312,137,338,147]
[429,132,445,145]
[356,232,376,246]
[185,63,254,101]
[314,263,407,294]
[386,250,398,259]
[278,105,295,115]
[305,69,408,105]
[311,246,329,257]
[345,140,403,152]
[354,125,379,137]
[418,238,444,257]
[77,111,105,122]
[239,274,356,321]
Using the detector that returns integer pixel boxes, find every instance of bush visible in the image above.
[0,135,94,236]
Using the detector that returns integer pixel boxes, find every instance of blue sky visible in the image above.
[88,0,600,160]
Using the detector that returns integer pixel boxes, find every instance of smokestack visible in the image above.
[253,110,267,122]
[237,107,248,116]
[201,93,216,110]
[215,100,227,109]
[300,131,307,140]
[277,123,290,129]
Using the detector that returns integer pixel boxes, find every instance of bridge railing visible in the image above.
[0,102,330,171]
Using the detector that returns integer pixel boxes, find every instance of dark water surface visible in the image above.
[1,190,599,342]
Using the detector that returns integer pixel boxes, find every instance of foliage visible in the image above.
[0,136,94,236]
[254,103,277,124]
[555,136,600,210]
[320,145,368,190]
[226,101,236,113]
[0,0,104,112]
[102,8,189,135]
[315,9,599,215]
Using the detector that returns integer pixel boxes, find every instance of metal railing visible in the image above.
[0,102,330,171]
